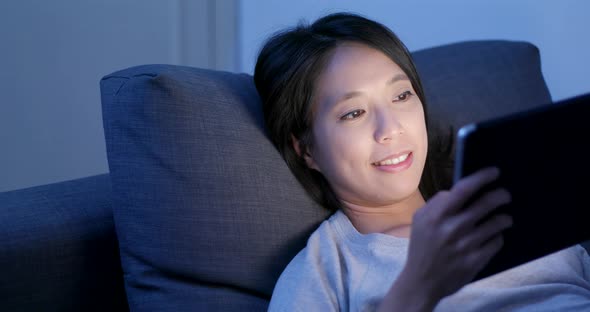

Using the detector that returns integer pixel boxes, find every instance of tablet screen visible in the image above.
[453,92,590,281]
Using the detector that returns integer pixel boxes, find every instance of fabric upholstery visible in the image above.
[0,174,127,311]
[100,40,552,310]
[102,66,329,311]
[414,40,552,190]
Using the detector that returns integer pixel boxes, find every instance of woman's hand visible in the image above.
[379,167,513,311]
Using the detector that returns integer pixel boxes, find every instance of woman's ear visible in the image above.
[291,134,320,172]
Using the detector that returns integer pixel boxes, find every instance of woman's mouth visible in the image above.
[372,152,413,172]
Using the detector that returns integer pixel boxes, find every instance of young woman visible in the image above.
[254,12,590,311]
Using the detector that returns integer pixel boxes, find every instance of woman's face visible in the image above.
[304,42,428,208]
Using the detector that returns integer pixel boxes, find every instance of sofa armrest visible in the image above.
[0,174,128,311]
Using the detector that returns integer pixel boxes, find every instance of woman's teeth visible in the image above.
[375,153,409,166]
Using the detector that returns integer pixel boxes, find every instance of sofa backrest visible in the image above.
[100,40,551,310]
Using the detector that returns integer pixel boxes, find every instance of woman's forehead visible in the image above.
[314,43,408,111]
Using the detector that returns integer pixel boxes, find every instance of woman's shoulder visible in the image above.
[268,210,352,310]
[279,210,351,266]
[309,209,350,242]
[294,210,353,266]
[269,210,410,310]
[272,209,407,292]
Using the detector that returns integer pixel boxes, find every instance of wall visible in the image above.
[239,1,590,102]
[3,1,588,192]
[0,0,237,192]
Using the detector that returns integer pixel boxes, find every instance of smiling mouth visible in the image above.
[372,152,411,166]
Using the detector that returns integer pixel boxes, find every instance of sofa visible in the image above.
[2,40,587,311]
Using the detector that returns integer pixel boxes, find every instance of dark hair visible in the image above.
[255,12,447,212]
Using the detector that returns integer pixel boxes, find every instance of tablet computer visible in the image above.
[453,92,590,282]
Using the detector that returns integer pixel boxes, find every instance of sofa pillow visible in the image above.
[101,40,551,310]
[413,40,552,192]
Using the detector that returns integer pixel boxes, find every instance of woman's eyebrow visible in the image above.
[331,73,410,108]
[387,73,410,85]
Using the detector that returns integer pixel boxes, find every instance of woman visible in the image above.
[254,12,590,311]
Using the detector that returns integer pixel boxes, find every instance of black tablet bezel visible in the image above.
[453,92,590,282]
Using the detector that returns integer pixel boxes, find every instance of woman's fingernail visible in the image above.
[489,167,500,178]
[505,216,514,227]
[503,189,512,202]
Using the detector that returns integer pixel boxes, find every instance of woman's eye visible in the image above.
[340,109,365,120]
[394,90,413,102]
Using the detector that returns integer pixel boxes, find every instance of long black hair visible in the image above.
[254,12,448,212]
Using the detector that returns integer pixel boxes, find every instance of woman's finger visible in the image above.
[465,188,511,225]
[464,233,505,276]
[455,214,512,252]
[448,188,511,238]
[444,167,501,216]
[435,187,510,243]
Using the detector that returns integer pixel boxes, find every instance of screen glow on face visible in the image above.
[307,42,428,208]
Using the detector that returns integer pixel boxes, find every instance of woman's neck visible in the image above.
[340,190,425,238]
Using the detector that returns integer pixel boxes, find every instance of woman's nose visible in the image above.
[374,111,404,143]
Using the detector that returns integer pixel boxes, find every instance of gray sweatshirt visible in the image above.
[268,210,590,311]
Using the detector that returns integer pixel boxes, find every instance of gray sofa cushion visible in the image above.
[102,66,328,311]
[0,174,127,311]
[414,40,552,192]
[101,40,551,310]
